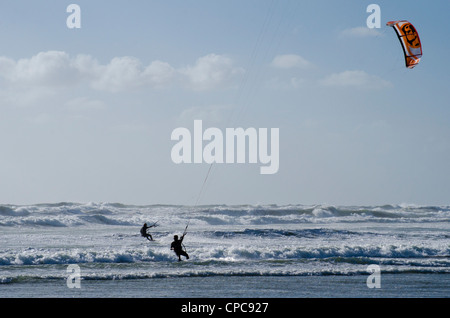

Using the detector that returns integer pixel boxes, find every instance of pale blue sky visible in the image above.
[0,1,449,206]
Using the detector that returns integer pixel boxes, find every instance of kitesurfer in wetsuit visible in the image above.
[171,234,189,261]
[140,223,154,241]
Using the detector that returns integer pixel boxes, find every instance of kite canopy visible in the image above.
[387,20,422,69]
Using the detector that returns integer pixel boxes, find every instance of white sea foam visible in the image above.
[1,203,449,284]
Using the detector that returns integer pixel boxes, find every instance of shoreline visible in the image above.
[1,273,448,298]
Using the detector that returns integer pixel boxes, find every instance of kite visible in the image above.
[386,20,422,69]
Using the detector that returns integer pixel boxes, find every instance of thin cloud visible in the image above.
[266,77,306,90]
[271,54,312,69]
[320,70,392,89]
[339,26,382,38]
[179,104,232,125]
[0,51,242,94]
[143,60,176,89]
[179,54,244,91]
[0,51,80,87]
[64,97,107,111]
[89,56,146,92]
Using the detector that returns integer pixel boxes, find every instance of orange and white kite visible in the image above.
[386,20,423,69]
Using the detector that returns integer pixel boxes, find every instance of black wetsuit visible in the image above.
[171,235,189,261]
[140,224,153,241]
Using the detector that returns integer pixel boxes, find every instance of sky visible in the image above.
[0,0,449,206]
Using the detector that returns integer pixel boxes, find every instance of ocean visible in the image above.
[0,203,449,298]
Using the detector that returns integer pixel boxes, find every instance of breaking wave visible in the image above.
[1,202,449,285]
[1,202,449,228]
[1,244,448,266]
